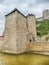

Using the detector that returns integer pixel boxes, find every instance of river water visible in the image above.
[0,53,49,65]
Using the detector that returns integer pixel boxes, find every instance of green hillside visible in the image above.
[37,19,49,36]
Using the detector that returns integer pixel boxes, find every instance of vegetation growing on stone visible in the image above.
[37,19,49,36]
[45,37,49,41]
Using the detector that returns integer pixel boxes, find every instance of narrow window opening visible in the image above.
[29,39,32,42]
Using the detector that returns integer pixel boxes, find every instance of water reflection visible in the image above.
[0,53,49,65]
[0,56,8,65]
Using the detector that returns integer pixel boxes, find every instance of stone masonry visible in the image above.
[2,8,37,54]
[1,8,49,54]
[42,9,49,19]
[0,36,4,51]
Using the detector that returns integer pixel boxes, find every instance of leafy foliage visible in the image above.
[37,19,49,36]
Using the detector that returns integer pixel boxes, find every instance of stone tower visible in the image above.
[4,8,28,54]
[27,14,37,41]
[3,8,36,54]
[42,9,49,19]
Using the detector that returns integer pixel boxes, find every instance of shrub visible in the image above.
[37,19,49,36]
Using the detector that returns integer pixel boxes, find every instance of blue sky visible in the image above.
[0,0,49,35]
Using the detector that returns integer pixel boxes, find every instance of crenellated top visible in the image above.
[27,14,35,17]
[5,8,35,18]
[5,8,26,18]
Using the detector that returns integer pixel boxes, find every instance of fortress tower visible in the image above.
[3,8,36,54]
[42,9,49,19]
[27,14,37,41]
[4,8,28,54]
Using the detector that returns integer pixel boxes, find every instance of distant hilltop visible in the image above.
[37,9,49,21]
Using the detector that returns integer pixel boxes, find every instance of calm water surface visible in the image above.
[0,53,49,65]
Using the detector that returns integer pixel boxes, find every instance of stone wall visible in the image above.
[4,11,18,53]
[0,36,4,51]
[3,8,49,54]
[42,9,49,19]
[37,17,43,21]
[4,10,28,54]
[27,15,37,38]
[27,42,49,52]
[16,12,28,54]
[3,9,37,54]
